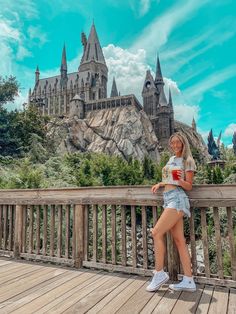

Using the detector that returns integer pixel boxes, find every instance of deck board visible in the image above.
[0,258,233,314]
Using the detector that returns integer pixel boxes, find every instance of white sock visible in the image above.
[156,269,165,274]
[183,275,194,282]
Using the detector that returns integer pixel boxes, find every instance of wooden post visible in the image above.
[74,204,84,268]
[167,232,179,281]
[14,205,23,258]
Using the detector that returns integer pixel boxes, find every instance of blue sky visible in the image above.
[0,0,236,146]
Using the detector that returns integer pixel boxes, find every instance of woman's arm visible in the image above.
[178,171,194,191]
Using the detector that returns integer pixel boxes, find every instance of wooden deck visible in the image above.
[0,259,235,314]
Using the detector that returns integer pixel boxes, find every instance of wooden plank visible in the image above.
[14,204,23,257]
[0,185,236,207]
[171,284,204,314]
[152,206,158,225]
[8,205,14,251]
[189,208,197,276]
[152,289,182,314]
[213,206,224,278]
[35,272,108,314]
[83,204,89,261]
[87,276,132,314]
[72,204,76,260]
[227,207,236,281]
[3,204,8,250]
[57,205,62,258]
[102,205,107,264]
[0,205,2,249]
[43,205,48,256]
[115,278,155,314]
[121,205,127,266]
[142,205,148,269]
[131,205,137,268]
[200,207,210,277]
[208,286,229,314]
[64,274,127,314]
[93,205,98,262]
[228,288,236,314]
[95,277,146,314]
[50,205,55,257]
[140,288,167,314]
[36,206,40,255]
[1,269,74,313]
[65,204,70,259]
[22,206,27,253]
[111,204,117,265]
[28,206,33,254]
[74,204,84,268]
[196,285,214,314]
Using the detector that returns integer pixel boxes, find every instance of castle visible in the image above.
[29,23,184,148]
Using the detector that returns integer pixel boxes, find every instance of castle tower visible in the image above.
[110,77,118,97]
[192,117,196,131]
[78,23,108,102]
[60,44,68,88]
[142,56,174,148]
[35,65,40,84]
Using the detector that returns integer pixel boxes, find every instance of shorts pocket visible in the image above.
[183,197,190,210]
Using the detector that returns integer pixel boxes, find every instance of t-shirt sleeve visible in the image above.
[185,158,197,172]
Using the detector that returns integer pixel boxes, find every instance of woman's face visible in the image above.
[170,136,183,156]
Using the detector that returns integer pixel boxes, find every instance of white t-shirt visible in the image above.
[162,156,196,185]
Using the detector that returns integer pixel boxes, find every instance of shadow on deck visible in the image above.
[0,258,235,314]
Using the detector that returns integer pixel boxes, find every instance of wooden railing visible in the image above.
[0,185,235,287]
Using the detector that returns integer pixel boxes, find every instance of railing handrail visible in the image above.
[0,184,235,206]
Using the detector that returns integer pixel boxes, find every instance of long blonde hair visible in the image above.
[169,132,196,170]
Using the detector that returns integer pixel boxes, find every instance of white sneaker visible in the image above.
[146,270,169,292]
[169,276,196,292]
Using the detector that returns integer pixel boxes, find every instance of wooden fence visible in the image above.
[0,185,235,287]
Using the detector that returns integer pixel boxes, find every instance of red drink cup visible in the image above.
[172,169,180,180]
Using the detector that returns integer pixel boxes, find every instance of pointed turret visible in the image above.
[110,77,118,97]
[155,55,164,86]
[80,24,106,65]
[142,70,156,94]
[60,44,67,72]
[35,65,40,84]
[192,117,196,131]
[158,86,168,106]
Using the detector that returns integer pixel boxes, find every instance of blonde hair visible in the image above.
[169,132,196,170]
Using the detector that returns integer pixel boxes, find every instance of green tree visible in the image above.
[0,76,19,106]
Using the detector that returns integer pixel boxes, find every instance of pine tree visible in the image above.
[233,132,236,156]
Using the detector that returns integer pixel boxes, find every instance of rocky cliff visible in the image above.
[46,106,161,162]
[46,106,209,162]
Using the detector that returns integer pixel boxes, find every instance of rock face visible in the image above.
[175,120,210,162]
[46,106,161,162]
[46,106,209,162]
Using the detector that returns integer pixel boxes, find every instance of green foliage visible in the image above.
[0,76,19,105]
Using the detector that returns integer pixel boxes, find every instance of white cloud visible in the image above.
[131,0,211,56]
[184,64,236,102]
[103,44,148,101]
[28,26,48,47]
[16,46,32,60]
[139,0,151,16]
[164,78,180,95]
[174,103,200,126]
[224,123,236,137]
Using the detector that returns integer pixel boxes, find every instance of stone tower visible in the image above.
[142,56,174,148]
[78,23,108,102]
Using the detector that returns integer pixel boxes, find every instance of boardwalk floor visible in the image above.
[0,258,235,314]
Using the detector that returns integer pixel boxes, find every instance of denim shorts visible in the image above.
[163,187,191,217]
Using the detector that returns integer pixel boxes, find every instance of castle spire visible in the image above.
[80,23,106,65]
[110,77,118,97]
[60,43,67,72]
[155,54,164,86]
[35,65,40,84]
[192,117,196,131]
[158,86,168,106]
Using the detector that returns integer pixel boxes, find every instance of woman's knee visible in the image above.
[151,227,165,239]
[173,235,186,247]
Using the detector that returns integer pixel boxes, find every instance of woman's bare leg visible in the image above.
[170,217,192,276]
[152,208,184,271]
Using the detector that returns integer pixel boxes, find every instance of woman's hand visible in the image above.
[151,183,160,193]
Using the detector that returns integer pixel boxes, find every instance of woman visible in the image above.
[146,132,196,292]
